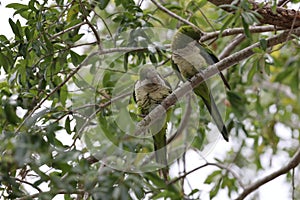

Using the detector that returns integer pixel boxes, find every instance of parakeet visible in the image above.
[134,65,172,180]
[171,25,229,141]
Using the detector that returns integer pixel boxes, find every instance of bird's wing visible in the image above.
[198,43,231,90]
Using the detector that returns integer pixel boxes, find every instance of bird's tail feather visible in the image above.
[201,93,229,142]
[153,132,168,181]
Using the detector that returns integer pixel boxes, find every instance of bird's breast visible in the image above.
[172,42,207,79]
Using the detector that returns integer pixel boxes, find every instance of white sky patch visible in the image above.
[0,0,29,37]
[170,124,293,199]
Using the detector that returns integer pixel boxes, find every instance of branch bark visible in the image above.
[208,0,300,28]
[201,25,281,42]
[218,34,245,59]
[235,147,300,200]
[16,189,85,200]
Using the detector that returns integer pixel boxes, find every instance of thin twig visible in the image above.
[292,168,295,200]
[218,34,245,60]
[278,0,290,7]
[14,177,42,193]
[50,21,87,40]
[235,147,300,200]
[92,9,113,40]
[79,0,102,51]
[150,0,202,33]
[168,163,209,185]
[285,5,300,43]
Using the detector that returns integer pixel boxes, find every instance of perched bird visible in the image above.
[171,25,229,141]
[134,65,172,180]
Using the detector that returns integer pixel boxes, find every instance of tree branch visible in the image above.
[134,28,300,135]
[50,21,87,40]
[201,25,282,42]
[208,0,300,28]
[14,177,42,193]
[218,34,245,59]
[235,147,300,200]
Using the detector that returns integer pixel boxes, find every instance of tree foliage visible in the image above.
[0,0,300,199]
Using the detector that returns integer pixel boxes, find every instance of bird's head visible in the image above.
[178,25,202,41]
[139,65,157,81]
[138,65,169,87]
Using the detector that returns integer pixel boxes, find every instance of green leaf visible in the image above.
[259,39,267,51]
[149,53,157,65]
[24,27,33,41]
[0,52,10,73]
[59,84,68,107]
[25,109,48,127]
[188,188,200,196]
[290,69,299,94]
[195,0,208,8]
[219,4,239,10]
[43,34,54,54]
[191,127,206,150]
[210,179,221,199]
[65,116,72,134]
[67,3,79,21]
[6,3,28,11]
[98,0,110,10]
[124,52,129,71]
[32,40,42,56]
[204,170,221,184]
[247,61,257,83]
[28,0,38,12]
[0,34,9,44]
[241,16,251,39]
[274,67,294,82]
[46,123,64,147]
[19,42,28,58]
[4,101,20,125]
[227,91,247,118]
[164,4,182,11]
[144,173,167,188]
[70,50,86,66]
[9,18,22,39]
[219,15,234,36]
[70,33,84,43]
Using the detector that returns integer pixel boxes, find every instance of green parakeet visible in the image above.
[134,65,172,180]
[171,25,229,141]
